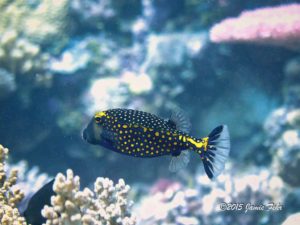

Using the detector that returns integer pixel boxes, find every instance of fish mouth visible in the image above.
[82,128,88,141]
[82,126,99,144]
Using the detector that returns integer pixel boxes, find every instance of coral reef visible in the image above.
[0,145,27,225]
[0,145,136,225]
[49,40,92,74]
[71,0,140,34]
[143,32,207,68]
[0,30,49,80]
[0,0,69,44]
[71,0,116,27]
[0,0,70,106]
[210,4,300,51]
[264,56,300,187]
[2,1,300,224]
[281,212,300,225]
[42,169,136,225]
[134,166,286,225]
[23,0,69,45]
[8,161,51,214]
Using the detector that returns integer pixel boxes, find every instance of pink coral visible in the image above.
[150,178,181,194]
[210,4,300,51]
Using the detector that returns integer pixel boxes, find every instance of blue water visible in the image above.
[1,0,300,224]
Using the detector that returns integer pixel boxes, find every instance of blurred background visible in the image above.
[0,0,300,224]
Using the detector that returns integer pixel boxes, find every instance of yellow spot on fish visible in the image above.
[118,124,121,127]
[143,127,147,132]
[179,135,182,140]
[119,130,123,134]
[202,137,209,151]
[162,135,165,138]
[155,132,159,136]
[131,144,134,147]
[150,152,154,155]
[174,142,177,145]
[183,136,186,142]
[123,125,128,128]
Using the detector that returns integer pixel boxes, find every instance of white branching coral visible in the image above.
[0,0,69,44]
[134,167,286,225]
[0,0,70,97]
[42,169,136,225]
[0,145,27,225]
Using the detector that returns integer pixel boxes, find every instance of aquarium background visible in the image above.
[0,0,300,224]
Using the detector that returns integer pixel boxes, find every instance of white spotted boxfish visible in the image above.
[83,108,230,179]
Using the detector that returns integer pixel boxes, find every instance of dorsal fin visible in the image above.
[166,119,177,130]
[169,107,191,133]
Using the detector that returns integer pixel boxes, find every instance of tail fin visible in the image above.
[202,125,230,179]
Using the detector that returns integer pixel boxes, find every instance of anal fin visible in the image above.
[169,150,190,172]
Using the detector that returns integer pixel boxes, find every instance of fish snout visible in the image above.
[82,128,88,141]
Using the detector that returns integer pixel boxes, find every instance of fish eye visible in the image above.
[95,117,101,123]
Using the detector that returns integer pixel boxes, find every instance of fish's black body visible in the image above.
[83,108,231,179]
[83,108,188,158]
